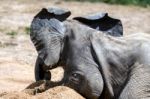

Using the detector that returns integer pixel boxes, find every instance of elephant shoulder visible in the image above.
[119,63,150,99]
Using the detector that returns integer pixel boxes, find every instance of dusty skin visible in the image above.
[0,0,150,98]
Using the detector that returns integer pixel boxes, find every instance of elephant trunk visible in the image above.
[24,80,64,95]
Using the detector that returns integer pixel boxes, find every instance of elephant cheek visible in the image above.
[84,73,104,99]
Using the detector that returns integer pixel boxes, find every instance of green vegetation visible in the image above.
[6,26,30,38]
[65,0,150,7]
[6,31,18,38]
[24,27,30,35]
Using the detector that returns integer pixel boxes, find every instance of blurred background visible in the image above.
[0,0,149,94]
[65,0,150,7]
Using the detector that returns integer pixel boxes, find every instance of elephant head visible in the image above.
[64,32,150,99]
[26,29,105,99]
[27,26,122,98]
[27,29,150,99]
[30,7,123,81]
[61,33,104,99]
[29,17,150,99]
[59,30,125,98]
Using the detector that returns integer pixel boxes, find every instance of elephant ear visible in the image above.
[34,7,71,21]
[73,13,123,36]
[31,7,70,81]
[90,33,114,98]
[31,7,70,67]
[30,18,65,66]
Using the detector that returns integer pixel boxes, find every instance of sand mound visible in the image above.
[0,86,85,99]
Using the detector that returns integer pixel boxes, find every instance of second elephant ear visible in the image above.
[34,7,71,21]
[90,33,114,98]
[73,13,123,36]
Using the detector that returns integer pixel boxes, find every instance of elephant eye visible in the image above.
[69,73,82,84]
[72,73,78,78]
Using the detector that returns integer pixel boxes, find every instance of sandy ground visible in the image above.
[0,0,149,98]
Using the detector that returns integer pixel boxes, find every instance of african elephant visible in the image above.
[62,31,150,99]
[26,23,150,99]
[61,31,150,99]
[30,7,123,81]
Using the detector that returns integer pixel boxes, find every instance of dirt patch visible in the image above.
[1,86,85,99]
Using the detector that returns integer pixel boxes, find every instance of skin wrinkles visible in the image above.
[90,32,150,98]
[62,35,104,99]
[29,8,126,99]
[119,63,150,99]
[30,8,150,98]
[28,21,150,98]
[61,24,150,98]
[31,7,123,82]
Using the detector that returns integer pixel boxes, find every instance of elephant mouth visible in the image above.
[91,91,101,97]
[39,53,64,72]
[84,91,100,99]
[42,63,58,71]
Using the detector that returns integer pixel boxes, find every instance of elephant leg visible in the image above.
[35,56,51,81]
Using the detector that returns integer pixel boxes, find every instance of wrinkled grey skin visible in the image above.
[59,22,150,98]
[30,7,71,81]
[27,22,150,99]
[60,22,105,99]
[30,7,123,81]
[85,33,150,99]
[28,21,106,99]
[30,7,150,99]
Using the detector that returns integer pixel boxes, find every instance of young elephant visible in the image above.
[28,18,150,98]
[63,32,150,98]
[30,7,123,81]
[58,29,150,98]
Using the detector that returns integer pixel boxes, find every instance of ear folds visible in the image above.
[31,16,66,67]
[73,13,123,37]
[90,33,114,98]
[34,7,71,21]
[31,7,70,81]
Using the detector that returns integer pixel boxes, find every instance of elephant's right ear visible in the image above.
[90,33,114,98]
[34,7,71,21]
[73,13,123,37]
